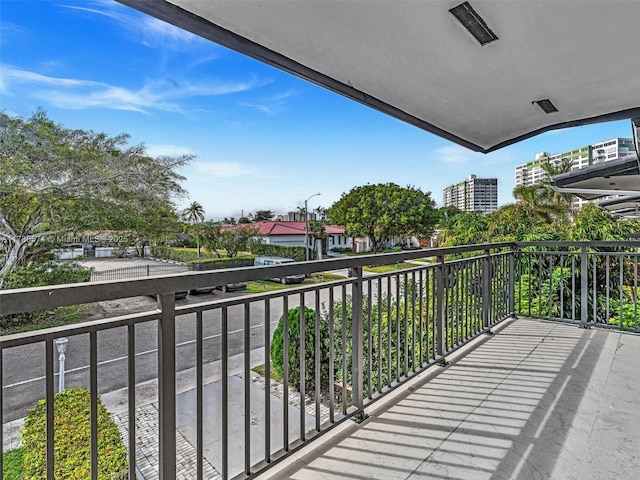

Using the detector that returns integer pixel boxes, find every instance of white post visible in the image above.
[303,192,321,262]
[56,337,69,392]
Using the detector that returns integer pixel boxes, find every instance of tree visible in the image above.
[0,110,193,287]
[218,224,259,257]
[200,221,222,257]
[329,183,438,253]
[182,201,205,258]
[252,210,275,221]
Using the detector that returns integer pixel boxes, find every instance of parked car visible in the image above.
[254,256,305,284]
[189,282,247,295]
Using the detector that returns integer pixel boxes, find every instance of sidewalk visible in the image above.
[3,348,326,480]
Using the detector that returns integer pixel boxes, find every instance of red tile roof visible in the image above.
[222,221,345,236]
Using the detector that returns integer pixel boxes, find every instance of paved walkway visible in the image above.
[261,318,640,480]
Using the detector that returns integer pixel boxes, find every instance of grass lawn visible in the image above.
[245,272,345,294]
[0,305,85,336]
[364,262,419,273]
[252,364,284,383]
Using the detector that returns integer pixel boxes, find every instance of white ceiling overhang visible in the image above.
[117,0,640,153]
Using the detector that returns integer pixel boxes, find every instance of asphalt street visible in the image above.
[2,284,360,423]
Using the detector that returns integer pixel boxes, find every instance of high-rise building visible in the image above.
[443,175,498,214]
[514,138,637,208]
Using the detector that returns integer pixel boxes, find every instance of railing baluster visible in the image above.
[619,255,624,329]
[90,331,98,480]
[328,288,335,423]
[46,338,55,480]
[367,279,373,398]
[282,297,289,450]
[127,324,137,480]
[0,348,3,478]
[606,255,611,322]
[222,306,229,479]
[264,298,271,463]
[377,278,383,393]
[580,246,588,325]
[387,276,392,388]
[244,302,252,474]
[352,267,364,416]
[157,292,176,480]
[403,272,408,377]
[299,294,306,442]
[196,311,203,480]
[314,290,321,430]
[436,255,445,363]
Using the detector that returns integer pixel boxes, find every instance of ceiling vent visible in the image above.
[534,99,559,114]
[449,2,498,46]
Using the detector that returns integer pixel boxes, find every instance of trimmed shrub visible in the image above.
[251,244,307,262]
[271,307,330,391]
[150,246,200,262]
[22,388,128,480]
[187,255,256,270]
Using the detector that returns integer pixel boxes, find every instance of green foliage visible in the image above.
[3,447,24,479]
[329,183,438,253]
[3,262,91,289]
[251,243,307,262]
[251,210,275,221]
[329,247,353,253]
[1,262,91,330]
[0,110,192,284]
[188,256,255,269]
[570,203,640,241]
[218,225,259,257]
[150,246,200,262]
[22,388,128,480]
[271,307,330,391]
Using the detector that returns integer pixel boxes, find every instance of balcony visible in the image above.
[1,242,639,479]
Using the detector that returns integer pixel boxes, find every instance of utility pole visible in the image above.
[304,193,321,261]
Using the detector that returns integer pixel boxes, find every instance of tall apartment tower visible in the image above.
[514,137,636,209]
[443,175,498,214]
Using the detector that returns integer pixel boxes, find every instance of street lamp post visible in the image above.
[304,192,321,261]
[56,337,69,392]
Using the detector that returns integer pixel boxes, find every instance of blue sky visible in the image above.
[1,0,633,220]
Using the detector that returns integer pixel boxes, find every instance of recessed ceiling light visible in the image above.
[533,99,559,114]
[449,2,498,46]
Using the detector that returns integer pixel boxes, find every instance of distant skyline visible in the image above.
[1,0,634,220]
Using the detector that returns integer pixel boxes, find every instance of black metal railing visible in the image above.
[1,241,638,479]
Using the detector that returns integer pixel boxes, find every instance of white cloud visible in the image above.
[1,65,266,113]
[238,89,298,114]
[61,1,200,50]
[193,161,263,178]
[146,144,196,158]
[434,144,517,167]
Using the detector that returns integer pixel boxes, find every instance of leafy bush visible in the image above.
[3,262,91,289]
[271,307,330,391]
[3,447,24,479]
[187,255,256,269]
[1,262,91,330]
[22,388,128,480]
[251,244,307,262]
[150,245,201,262]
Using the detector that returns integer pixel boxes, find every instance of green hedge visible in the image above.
[22,388,128,479]
[3,262,91,289]
[187,255,256,270]
[251,244,307,262]
[150,246,201,262]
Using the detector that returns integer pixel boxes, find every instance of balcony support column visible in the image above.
[157,292,176,479]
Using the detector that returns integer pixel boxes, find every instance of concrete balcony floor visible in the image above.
[261,318,640,480]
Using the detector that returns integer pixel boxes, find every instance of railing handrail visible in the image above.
[0,242,514,316]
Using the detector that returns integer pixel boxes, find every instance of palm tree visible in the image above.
[182,201,205,258]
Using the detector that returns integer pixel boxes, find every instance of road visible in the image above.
[2,283,368,423]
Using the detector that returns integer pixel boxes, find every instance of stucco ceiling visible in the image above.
[118,0,640,153]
